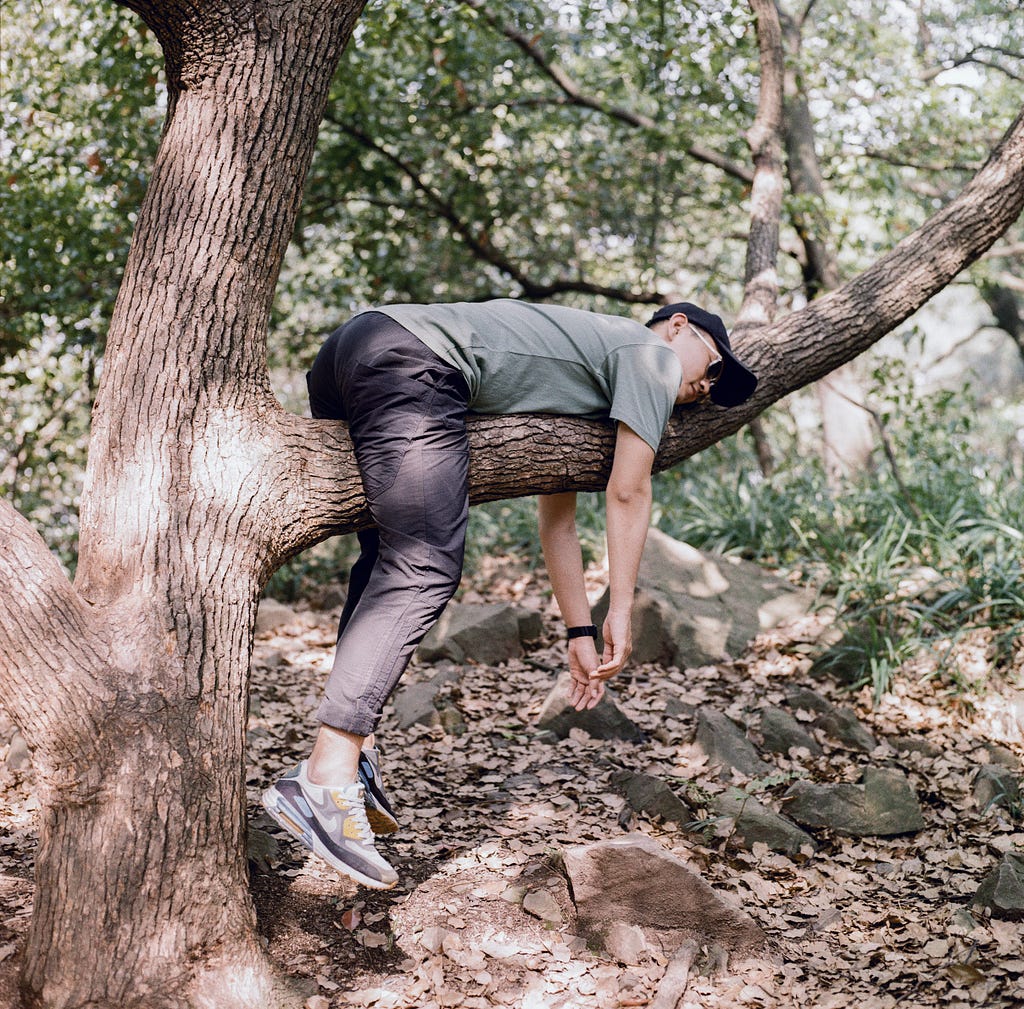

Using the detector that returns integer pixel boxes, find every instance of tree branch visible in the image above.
[0,498,116,775]
[330,116,660,304]
[459,0,755,185]
[266,105,1024,558]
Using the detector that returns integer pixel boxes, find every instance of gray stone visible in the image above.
[611,770,694,824]
[759,707,823,756]
[815,706,878,753]
[888,735,943,759]
[247,825,281,872]
[785,688,834,716]
[562,834,765,953]
[973,765,1021,812]
[5,730,31,772]
[536,673,644,742]
[516,608,544,643]
[973,853,1024,919]
[255,598,299,635]
[603,922,649,965]
[784,767,925,837]
[417,602,539,665]
[710,788,818,856]
[522,887,564,925]
[694,709,771,778]
[984,743,1021,771]
[391,666,462,730]
[591,528,815,669]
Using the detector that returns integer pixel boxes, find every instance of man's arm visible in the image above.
[538,491,604,710]
[596,422,655,681]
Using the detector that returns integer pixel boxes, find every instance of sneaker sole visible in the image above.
[365,805,399,835]
[261,785,398,891]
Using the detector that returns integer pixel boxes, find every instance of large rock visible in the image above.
[973,853,1024,919]
[562,834,765,953]
[710,788,818,856]
[391,665,462,730]
[695,709,771,778]
[784,767,925,837]
[759,707,823,757]
[785,688,877,753]
[536,673,644,742]
[417,602,539,665]
[611,769,695,824]
[591,528,814,668]
[973,765,1021,812]
[255,598,300,635]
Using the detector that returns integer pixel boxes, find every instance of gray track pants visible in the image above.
[306,312,470,735]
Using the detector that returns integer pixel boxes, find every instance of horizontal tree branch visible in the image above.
[265,104,1024,559]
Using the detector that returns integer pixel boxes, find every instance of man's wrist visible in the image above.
[566,624,598,640]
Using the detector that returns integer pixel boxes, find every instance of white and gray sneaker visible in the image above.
[262,761,398,890]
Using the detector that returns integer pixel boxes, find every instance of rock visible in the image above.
[889,735,943,759]
[255,598,299,635]
[984,743,1021,771]
[694,709,771,778]
[814,706,877,753]
[973,765,1021,812]
[973,853,1024,919]
[247,825,281,872]
[758,707,823,757]
[710,788,818,856]
[522,887,563,925]
[784,767,926,837]
[391,666,462,730]
[5,730,31,772]
[417,602,539,665]
[611,770,694,824]
[603,922,649,965]
[591,528,815,668]
[516,608,544,643]
[562,834,765,953]
[785,688,833,716]
[536,673,644,742]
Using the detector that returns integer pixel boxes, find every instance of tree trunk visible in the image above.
[0,1,365,1006]
[780,3,875,486]
[0,0,1022,1003]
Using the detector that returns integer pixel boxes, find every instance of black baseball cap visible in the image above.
[646,302,758,407]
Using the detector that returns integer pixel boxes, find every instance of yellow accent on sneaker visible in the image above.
[343,816,363,840]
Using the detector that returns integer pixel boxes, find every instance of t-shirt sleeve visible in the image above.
[605,344,682,453]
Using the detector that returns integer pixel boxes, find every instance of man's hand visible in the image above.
[567,635,604,710]
[593,609,632,681]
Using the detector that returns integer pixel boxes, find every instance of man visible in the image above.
[262,300,757,889]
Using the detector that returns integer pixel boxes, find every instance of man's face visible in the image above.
[658,315,723,404]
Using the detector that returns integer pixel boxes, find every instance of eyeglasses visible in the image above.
[688,326,724,386]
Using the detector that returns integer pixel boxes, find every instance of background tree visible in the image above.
[0,1,1022,1006]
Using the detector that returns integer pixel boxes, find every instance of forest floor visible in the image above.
[0,557,1022,1009]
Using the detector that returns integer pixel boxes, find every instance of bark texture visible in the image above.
[1,1,366,1006]
[0,0,1022,1003]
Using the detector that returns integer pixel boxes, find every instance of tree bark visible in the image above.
[0,1,365,1006]
[779,3,876,486]
[0,0,1022,1003]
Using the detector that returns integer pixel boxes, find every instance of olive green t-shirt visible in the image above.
[368,300,682,453]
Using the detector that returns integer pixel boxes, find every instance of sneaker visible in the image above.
[358,747,399,835]
[261,762,398,890]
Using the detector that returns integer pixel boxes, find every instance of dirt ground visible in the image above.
[1,561,1023,1008]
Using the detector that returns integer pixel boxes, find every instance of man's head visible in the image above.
[646,302,757,407]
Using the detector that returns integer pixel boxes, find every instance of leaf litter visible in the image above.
[0,563,1022,1008]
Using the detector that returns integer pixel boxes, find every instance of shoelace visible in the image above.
[339,784,373,843]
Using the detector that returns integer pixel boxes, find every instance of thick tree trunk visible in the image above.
[0,1,365,1006]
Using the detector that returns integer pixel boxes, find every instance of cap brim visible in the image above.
[708,343,758,407]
